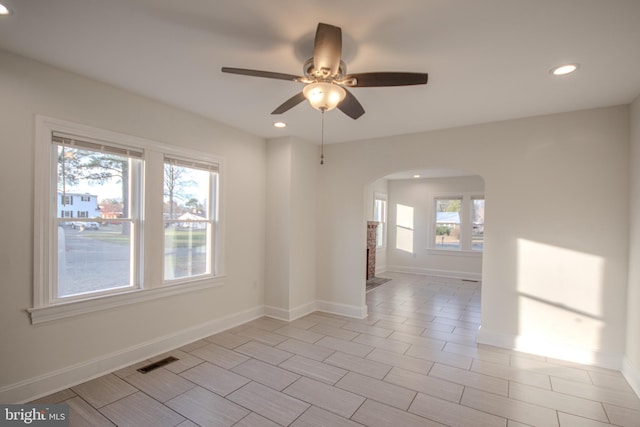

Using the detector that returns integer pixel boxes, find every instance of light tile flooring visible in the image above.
[32,273,640,426]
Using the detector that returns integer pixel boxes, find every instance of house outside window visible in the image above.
[163,157,219,282]
[434,198,462,250]
[431,194,484,253]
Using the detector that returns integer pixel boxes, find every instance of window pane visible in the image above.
[472,198,485,251]
[57,221,132,297]
[56,145,137,298]
[435,199,461,250]
[164,223,210,280]
[164,163,210,220]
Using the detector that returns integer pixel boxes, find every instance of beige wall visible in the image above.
[318,106,630,367]
[0,49,267,401]
[626,95,640,394]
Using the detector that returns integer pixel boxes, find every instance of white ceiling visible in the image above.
[1,0,639,145]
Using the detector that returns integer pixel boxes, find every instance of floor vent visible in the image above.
[462,279,479,283]
[137,356,179,374]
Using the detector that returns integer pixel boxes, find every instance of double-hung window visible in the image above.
[163,156,219,282]
[434,197,462,250]
[32,116,224,324]
[471,197,485,251]
[52,133,143,300]
[431,194,484,253]
[373,193,387,249]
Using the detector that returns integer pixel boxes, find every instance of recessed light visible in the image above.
[551,63,579,76]
[413,174,421,178]
[0,2,12,15]
[273,122,286,128]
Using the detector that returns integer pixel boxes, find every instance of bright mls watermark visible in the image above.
[1,405,69,426]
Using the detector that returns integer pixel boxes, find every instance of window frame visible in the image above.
[162,155,220,284]
[373,192,388,249]
[470,196,485,252]
[31,115,225,324]
[429,192,484,256]
[433,196,463,251]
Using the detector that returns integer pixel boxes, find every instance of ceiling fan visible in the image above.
[222,23,428,120]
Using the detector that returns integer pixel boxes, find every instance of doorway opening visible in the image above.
[363,168,485,316]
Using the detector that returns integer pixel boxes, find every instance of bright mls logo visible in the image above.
[1,405,68,426]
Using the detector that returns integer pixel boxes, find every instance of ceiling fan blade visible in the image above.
[338,88,365,120]
[271,92,307,114]
[313,23,342,77]
[343,72,428,87]
[222,67,302,82]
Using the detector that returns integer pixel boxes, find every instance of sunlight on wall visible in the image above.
[516,239,605,362]
[395,204,414,253]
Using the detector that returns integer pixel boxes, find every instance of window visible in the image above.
[54,135,142,300]
[32,116,224,324]
[472,197,485,251]
[163,157,218,282]
[434,198,462,250]
[373,193,387,248]
[431,194,484,253]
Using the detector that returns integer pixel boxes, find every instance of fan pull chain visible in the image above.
[320,109,325,165]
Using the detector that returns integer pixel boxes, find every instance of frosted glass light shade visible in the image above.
[303,82,346,112]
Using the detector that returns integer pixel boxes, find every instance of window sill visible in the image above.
[427,249,482,258]
[28,276,225,324]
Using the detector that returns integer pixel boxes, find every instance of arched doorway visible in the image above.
[363,168,486,314]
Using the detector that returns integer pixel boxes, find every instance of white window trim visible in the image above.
[162,156,219,284]
[427,248,482,258]
[373,192,388,250]
[429,192,484,255]
[31,115,226,324]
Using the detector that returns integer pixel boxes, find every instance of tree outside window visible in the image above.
[163,159,218,282]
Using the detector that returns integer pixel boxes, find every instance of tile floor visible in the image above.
[32,273,640,426]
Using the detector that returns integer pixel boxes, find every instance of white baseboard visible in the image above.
[0,305,264,404]
[622,357,640,398]
[264,301,317,322]
[478,327,623,371]
[316,300,367,319]
[385,265,481,282]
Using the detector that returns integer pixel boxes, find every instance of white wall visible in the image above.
[289,140,319,312]
[625,95,640,394]
[385,176,484,280]
[318,106,630,367]
[265,139,292,312]
[0,49,267,402]
[265,137,318,319]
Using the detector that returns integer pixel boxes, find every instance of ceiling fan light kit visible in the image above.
[303,82,346,112]
[222,22,429,162]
